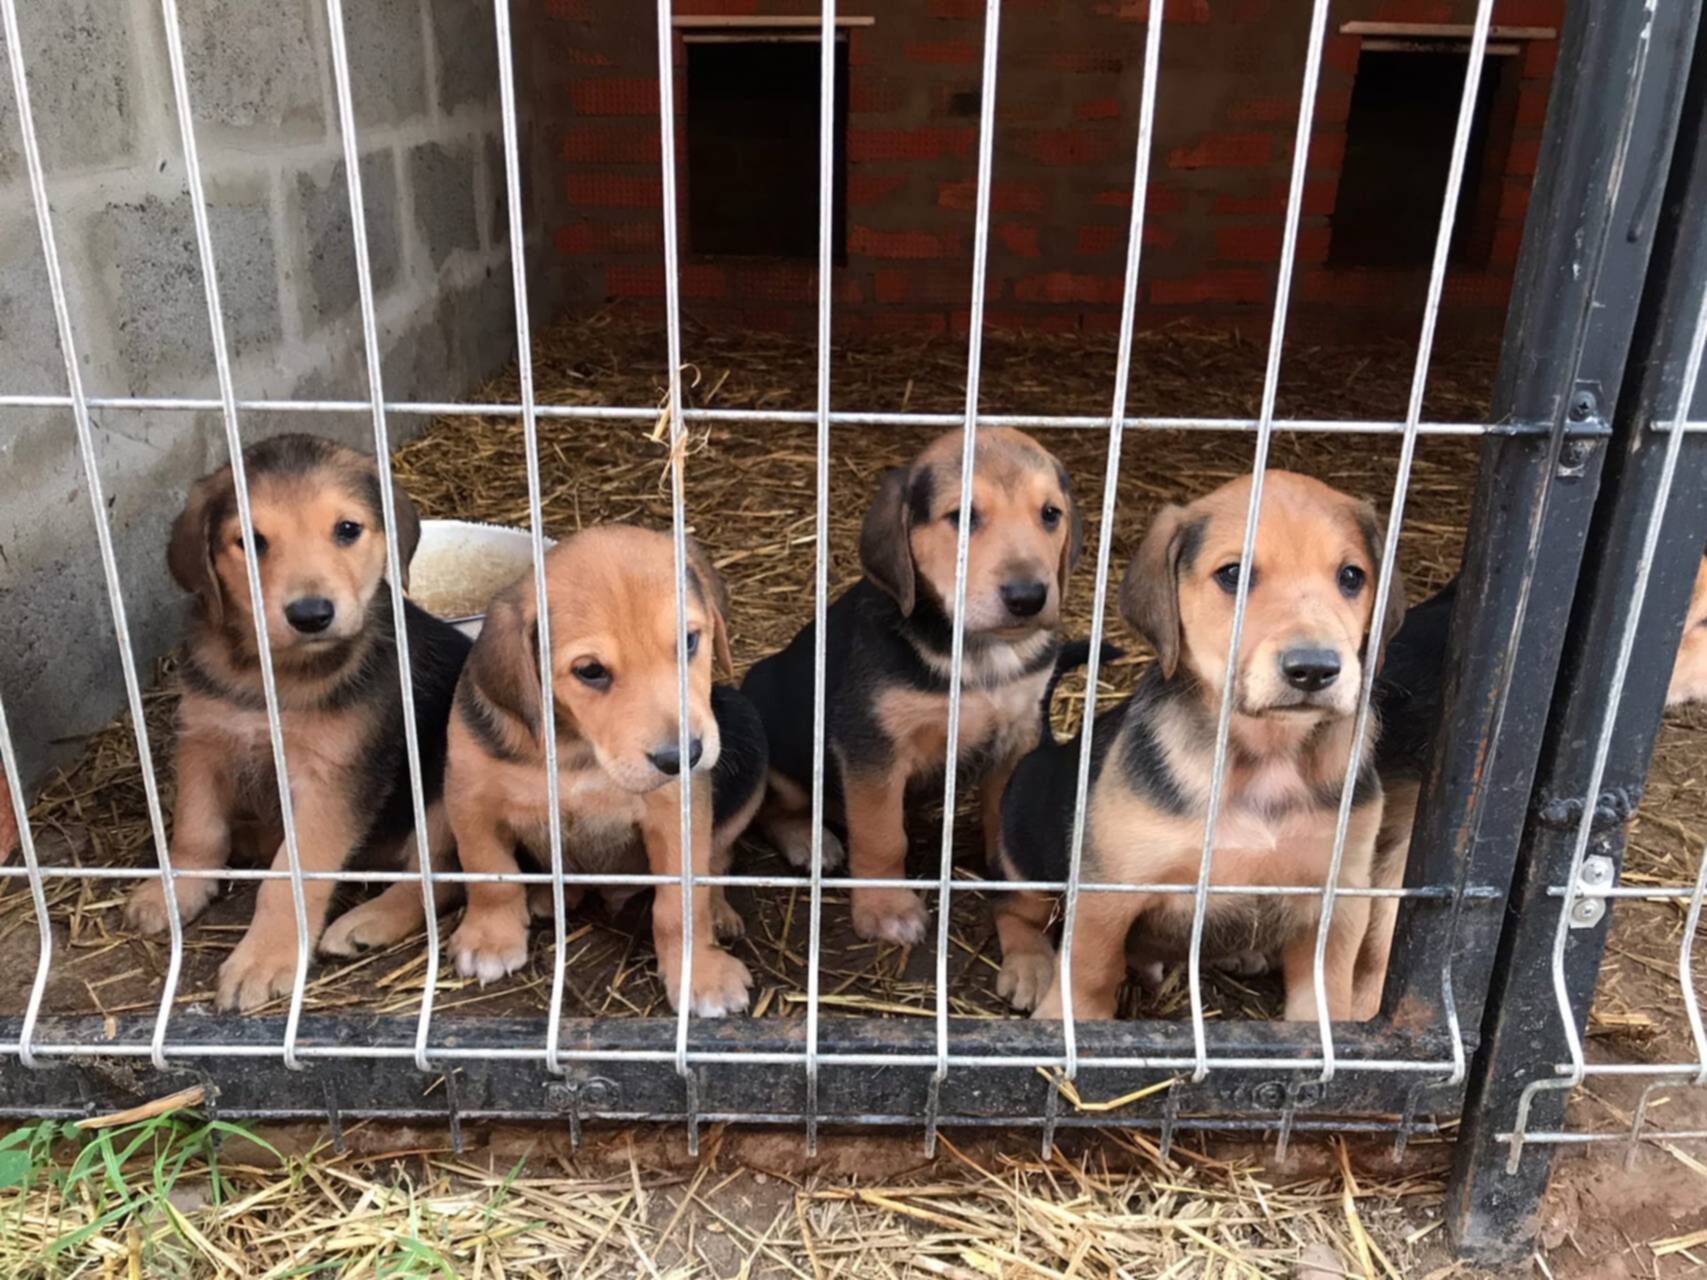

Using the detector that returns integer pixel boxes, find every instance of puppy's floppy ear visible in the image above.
[859,466,916,615]
[1119,503,1190,678]
[468,584,543,738]
[388,479,422,590]
[1353,500,1408,672]
[684,536,735,680]
[1053,461,1084,599]
[168,466,234,626]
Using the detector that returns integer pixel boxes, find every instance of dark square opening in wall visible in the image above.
[686,36,848,262]
[1329,46,1519,269]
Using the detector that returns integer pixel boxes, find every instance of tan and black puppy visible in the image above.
[994,471,1405,1023]
[1668,555,1707,706]
[741,427,1082,945]
[123,434,472,1010]
[445,525,766,1017]
[1359,550,1707,1018]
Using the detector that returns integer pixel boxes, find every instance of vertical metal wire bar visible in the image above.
[0,695,49,1068]
[0,0,181,1071]
[1677,842,1707,1082]
[1509,281,1707,1153]
[1055,0,1166,1089]
[655,0,699,1076]
[804,0,838,1158]
[932,0,1002,1103]
[1184,0,1333,1083]
[1310,0,1496,1084]
[492,0,569,1075]
[322,0,440,1075]
[159,0,312,1068]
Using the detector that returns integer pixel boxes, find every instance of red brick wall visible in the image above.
[522,0,1565,339]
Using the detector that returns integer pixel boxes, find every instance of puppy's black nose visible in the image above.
[1000,579,1048,618]
[648,738,704,776]
[1281,648,1341,692]
[284,596,335,634]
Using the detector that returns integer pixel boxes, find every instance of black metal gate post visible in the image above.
[1385,1,1705,1051]
[1446,5,1707,1262]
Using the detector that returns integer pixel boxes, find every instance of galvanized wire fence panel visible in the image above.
[0,0,1700,1261]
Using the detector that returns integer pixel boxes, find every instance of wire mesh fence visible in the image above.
[0,0,1703,1263]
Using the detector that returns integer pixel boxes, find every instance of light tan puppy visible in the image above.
[445,525,764,1016]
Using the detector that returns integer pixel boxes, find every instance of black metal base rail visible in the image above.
[0,1016,1469,1143]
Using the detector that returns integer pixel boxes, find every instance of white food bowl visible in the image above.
[410,519,557,640]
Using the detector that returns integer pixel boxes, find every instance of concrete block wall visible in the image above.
[528,0,1563,338]
[0,0,527,788]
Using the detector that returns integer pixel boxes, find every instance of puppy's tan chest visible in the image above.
[876,673,1044,776]
[182,699,364,786]
[490,758,701,873]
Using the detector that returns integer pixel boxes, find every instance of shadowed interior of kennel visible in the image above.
[0,0,1704,1192]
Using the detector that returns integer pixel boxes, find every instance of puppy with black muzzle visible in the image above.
[123,434,472,1011]
[445,525,765,1016]
[993,471,1405,1023]
[741,427,1082,945]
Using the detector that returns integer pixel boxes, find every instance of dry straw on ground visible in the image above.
[0,1114,1467,1279]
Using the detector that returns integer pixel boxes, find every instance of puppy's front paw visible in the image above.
[850,886,928,947]
[997,949,1055,1012]
[710,889,746,941]
[778,825,846,871]
[1212,949,1273,978]
[1030,977,1064,1021]
[217,938,302,1012]
[124,875,218,936]
[525,883,584,920]
[663,947,752,1017]
[320,898,409,957]
[450,903,530,984]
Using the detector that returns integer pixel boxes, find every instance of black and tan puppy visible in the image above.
[445,525,765,1016]
[994,471,1405,1023]
[124,434,472,1011]
[741,427,1082,945]
[1358,551,1707,1018]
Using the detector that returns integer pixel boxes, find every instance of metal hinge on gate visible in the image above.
[1567,854,1615,929]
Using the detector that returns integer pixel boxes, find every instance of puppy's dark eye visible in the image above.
[945,507,980,532]
[1338,565,1367,596]
[1213,563,1242,593]
[333,520,362,546]
[572,661,610,689]
[235,532,269,555]
[1041,503,1063,530]
[684,630,701,658]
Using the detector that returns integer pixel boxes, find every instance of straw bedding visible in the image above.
[4,312,1702,1059]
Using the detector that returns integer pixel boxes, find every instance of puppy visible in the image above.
[994,472,1405,1023]
[1358,550,1707,1016]
[1667,555,1707,706]
[741,428,1082,945]
[445,525,765,1017]
[123,434,472,1011]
